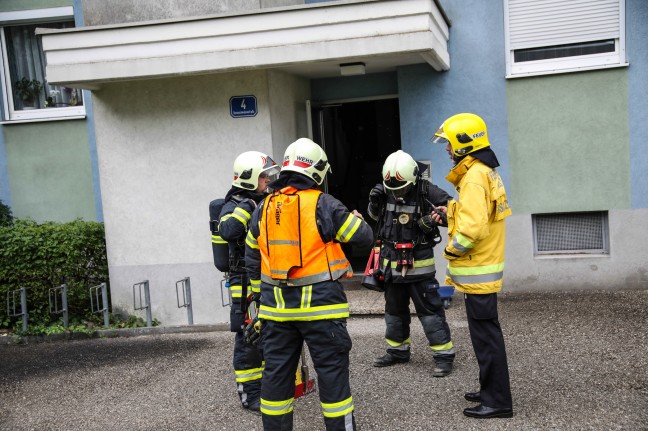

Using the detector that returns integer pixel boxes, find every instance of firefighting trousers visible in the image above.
[232,300,263,407]
[383,280,453,360]
[464,293,512,409]
[260,319,356,431]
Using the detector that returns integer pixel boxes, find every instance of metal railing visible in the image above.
[48,284,69,329]
[133,280,152,327]
[175,277,193,325]
[89,282,110,328]
[6,288,28,331]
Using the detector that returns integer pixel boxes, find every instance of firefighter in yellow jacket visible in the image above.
[245,138,373,431]
[432,113,514,419]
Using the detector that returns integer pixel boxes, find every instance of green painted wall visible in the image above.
[0,0,71,12]
[4,120,95,222]
[507,68,630,214]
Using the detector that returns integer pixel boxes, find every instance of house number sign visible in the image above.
[230,95,257,118]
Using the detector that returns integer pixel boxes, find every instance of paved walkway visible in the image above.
[1,288,647,430]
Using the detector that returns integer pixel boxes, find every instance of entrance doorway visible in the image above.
[310,97,401,271]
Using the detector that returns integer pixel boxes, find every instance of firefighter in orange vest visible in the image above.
[219,151,279,412]
[245,138,373,431]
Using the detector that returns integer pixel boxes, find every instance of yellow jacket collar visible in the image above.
[445,156,479,186]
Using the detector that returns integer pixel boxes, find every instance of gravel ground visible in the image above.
[1,289,647,431]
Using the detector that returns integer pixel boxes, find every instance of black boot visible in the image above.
[432,352,455,377]
[373,352,409,367]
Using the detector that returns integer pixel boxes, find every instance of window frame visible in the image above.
[504,0,628,78]
[0,6,85,123]
[532,211,610,257]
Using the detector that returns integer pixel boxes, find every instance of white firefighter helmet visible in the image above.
[232,151,279,190]
[382,150,419,197]
[281,138,331,185]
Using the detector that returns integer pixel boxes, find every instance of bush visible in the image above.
[0,199,12,227]
[0,219,109,331]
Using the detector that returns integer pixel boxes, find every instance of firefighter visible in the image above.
[245,138,373,431]
[431,113,513,418]
[219,150,279,412]
[367,150,455,377]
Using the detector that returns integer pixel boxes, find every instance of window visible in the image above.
[0,7,84,122]
[504,0,627,78]
[532,212,609,256]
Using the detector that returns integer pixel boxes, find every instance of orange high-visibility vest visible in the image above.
[258,187,351,286]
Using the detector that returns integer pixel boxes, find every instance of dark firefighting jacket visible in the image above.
[370,178,452,283]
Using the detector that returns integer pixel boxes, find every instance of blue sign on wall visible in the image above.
[230,95,257,118]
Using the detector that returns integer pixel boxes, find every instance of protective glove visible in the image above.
[369,184,385,205]
[244,318,261,346]
[417,214,437,233]
[368,184,385,218]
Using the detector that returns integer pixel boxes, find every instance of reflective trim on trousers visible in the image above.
[260,397,294,416]
[235,366,263,383]
[386,337,411,349]
[430,342,455,352]
[321,396,354,418]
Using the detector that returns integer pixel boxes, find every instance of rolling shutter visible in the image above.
[508,0,621,50]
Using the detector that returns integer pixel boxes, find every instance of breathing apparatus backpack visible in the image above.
[209,195,243,272]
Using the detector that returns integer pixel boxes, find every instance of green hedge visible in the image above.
[0,219,109,330]
[0,199,12,227]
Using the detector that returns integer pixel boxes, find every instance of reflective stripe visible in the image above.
[430,341,454,352]
[232,207,251,225]
[261,398,294,416]
[273,286,285,309]
[448,271,504,284]
[212,234,226,244]
[245,230,258,249]
[336,214,362,243]
[261,269,341,286]
[230,284,243,298]
[451,232,475,254]
[250,279,261,293]
[447,262,504,275]
[388,257,436,276]
[446,262,505,284]
[388,257,435,269]
[268,239,300,246]
[259,303,349,321]
[386,202,416,213]
[321,396,354,418]
[235,366,263,383]
[300,285,313,309]
[386,337,411,348]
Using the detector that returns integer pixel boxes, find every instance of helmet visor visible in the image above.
[431,135,449,145]
[260,166,280,182]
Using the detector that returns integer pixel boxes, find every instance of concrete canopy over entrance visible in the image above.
[39,0,449,89]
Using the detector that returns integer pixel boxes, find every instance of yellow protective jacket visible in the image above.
[444,156,512,294]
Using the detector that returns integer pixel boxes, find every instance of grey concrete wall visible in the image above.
[92,71,275,325]
[81,0,304,26]
[92,69,310,326]
[268,70,310,156]
[505,210,648,291]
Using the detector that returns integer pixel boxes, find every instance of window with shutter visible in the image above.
[504,0,627,78]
